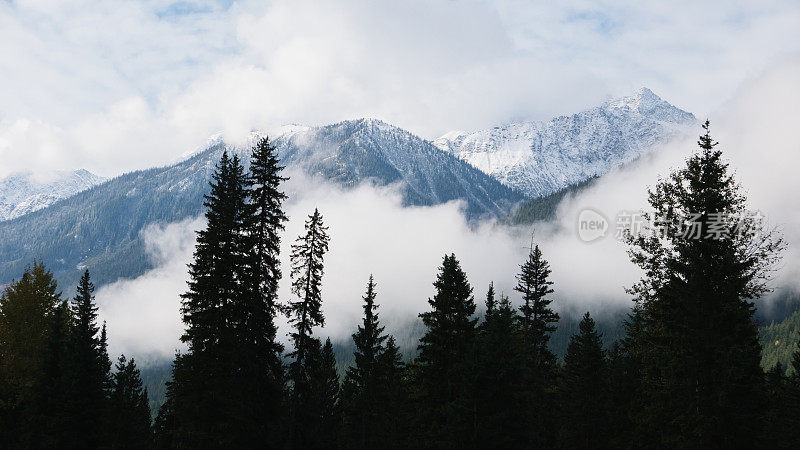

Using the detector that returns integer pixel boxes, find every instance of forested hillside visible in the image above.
[761,309,800,373]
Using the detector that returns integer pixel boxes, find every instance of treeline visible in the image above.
[3,124,800,448]
[0,266,150,448]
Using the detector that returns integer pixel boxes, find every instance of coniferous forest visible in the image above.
[3,126,800,449]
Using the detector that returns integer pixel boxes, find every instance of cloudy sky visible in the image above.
[1,0,799,178]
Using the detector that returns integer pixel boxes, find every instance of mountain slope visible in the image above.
[434,88,696,197]
[0,120,524,289]
[500,177,598,226]
[273,119,524,217]
[0,169,106,221]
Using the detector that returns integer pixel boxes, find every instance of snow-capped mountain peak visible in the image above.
[433,88,696,197]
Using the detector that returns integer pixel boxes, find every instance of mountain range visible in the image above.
[0,88,693,289]
[0,119,525,289]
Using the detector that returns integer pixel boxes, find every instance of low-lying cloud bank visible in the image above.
[97,60,800,361]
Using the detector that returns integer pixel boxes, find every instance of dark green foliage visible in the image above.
[287,208,330,404]
[501,176,597,225]
[151,354,182,449]
[625,121,784,447]
[108,355,151,449]
[475,287,525,447]
[243,137,288,370]
[414,253,478,448]
[516,243,558,367]
[315,338,341,448]
[235,138,289,445]
[761,309,800,372]
[160,149,288,447]
[515,243,559,447]
[558,312,609,449]
[0,262,64,447]
[341,276,407,449]
[762,362,800,448]
[286,207,332,449]
[374,336,407,446]
[61,270,110,448]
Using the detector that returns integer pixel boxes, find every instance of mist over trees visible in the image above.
[2,127,800,448]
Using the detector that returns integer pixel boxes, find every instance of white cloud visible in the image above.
[97,217,202,360]
[2,0,799,178]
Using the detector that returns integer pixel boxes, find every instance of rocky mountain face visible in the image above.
[433,88,696,197]
[0,169,105,221]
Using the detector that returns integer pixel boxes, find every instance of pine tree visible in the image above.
[162,151,253,447]
[515,243,558,368]
[108,355,151,449]
[514,243,559,446]
[242,135,288,372]
[234,136,290,445]
[475,288,525,447]
[415,253,477,448]
[0,262,64,447]
[626,121,783,447]
[341,276,390,448]
[63,269,108,448]
[287,208,330,448]
[288,209,330,376]
[559,312,609,449]
[180,151,249,354]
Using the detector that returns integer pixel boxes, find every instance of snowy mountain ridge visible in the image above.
[433,87,697,197]
[0,169,106,222]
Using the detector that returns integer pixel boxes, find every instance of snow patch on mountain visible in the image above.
[0,169,106,221]
[433,88,696,197]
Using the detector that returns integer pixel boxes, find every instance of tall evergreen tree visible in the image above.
[515,243,558,368]
[242,136,288,373]
[0,262,64,447]
[626,121,783,447]
[234,136,290,445]
[108,355,151,449]
[415,253,478,448]
[341,276,390,449]
[63,269,108,449]
[558,312,609,449]
[287,208,330,448]
[514,243,559,447]
[162,151,252,447]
